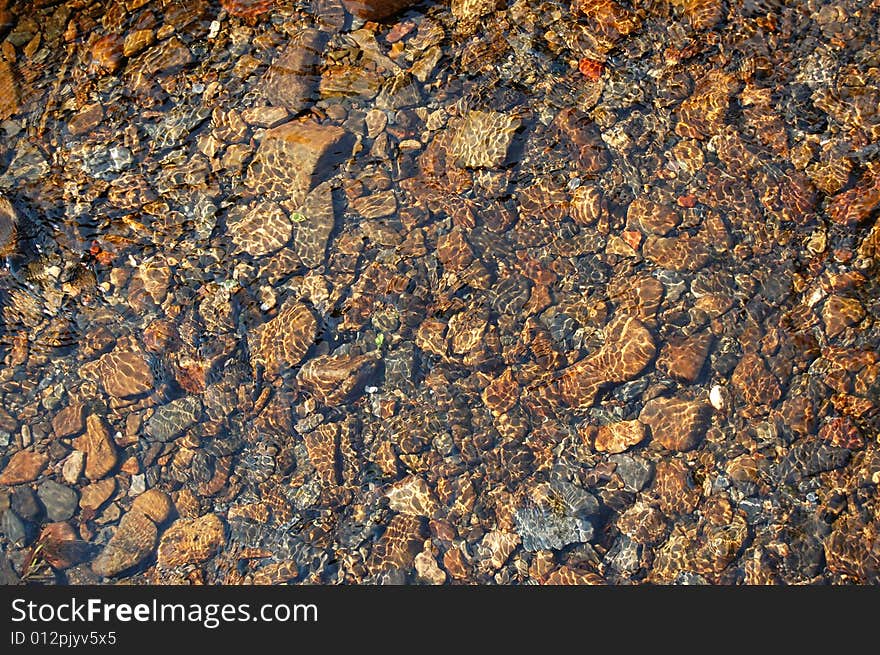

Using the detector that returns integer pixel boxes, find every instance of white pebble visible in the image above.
[208,20,221,40]
[709,385,725,410]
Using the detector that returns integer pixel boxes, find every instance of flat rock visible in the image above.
[451,111,521,168]
[261,29,326,114]
[52,402,86,439]
[385,475,438,517]
[0,450,48,485]
[297,353,379,404]
[85,343,154,399]
[292,181,335,268]
[80,479,116,511]
[556,315,656,409]
[643,233,710,271]
[594,420,646,454]
[67,103,104,136]
[822,295,864,339]
[249,301,316,378]
[91,511,157,577]
[657,332,713,383]
[157,514,226,568]
[0,194,17,257]
[731,351,781,406]
[131,489,173,524]
[145,396,202,442]
[246,120,353,206]
[229,201,292,257]
[351,189,397,219]
[37,480,79,522]
[0,59,19,120]
[73,415,118,480]
[640,396,711,451]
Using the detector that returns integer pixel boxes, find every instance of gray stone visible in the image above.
[609,454,654,492]
[0,510,28,545]
[145,396,202,442]
[37,480,79,521]
[10,486,40,520]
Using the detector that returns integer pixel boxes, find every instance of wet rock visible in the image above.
[79,479,116,512]
[451,111,521,168]
[342,0,421,21]
[0,510,27,545]
[52,403,86,439]
[91,511,157,577]
[320,65,383,99]
[777,439,850,483]
[241,106,289,128]
[221,0,275,18]
[608,454,654,492]
[827,162,880,226]
[0,450,48,485]
[249,301,316,378]
[0,193,17,256]
[37,480,78,522]
[481,368,519,416]
[11,486,40,521]
[821,296,864,339]
[292,182,335,268]
[62,451,84,484]
[657,332,712,383]
[480,530,520,570]
[555,315,656,409]
[351,189,398,218]
[246,120,354,207]
[83,342,154,399]
[617,501,668,545]
[0,59,19,120]
[145,396,202,442]
[451,0,500,22]
[385,475,438,518]
[543,566,605,585]
[627,197,679,235]
[643,233,710,271]
[297,353,379,405]
[640,396,710,451]
[229,201,292,257]
[157,514,225,568]
[262,29,327,115]
[73,415,118,480]
[67,103,104,136]
[137,36,192,78]
[732,351,781,406]
[368,514,426,572]
[594,420,646,454]
[414,546,446,584]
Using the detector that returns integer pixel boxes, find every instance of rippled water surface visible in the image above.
[0,0,878,584]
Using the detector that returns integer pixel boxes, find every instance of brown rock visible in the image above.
[657,332,713,383]
[91,34,124,73]
[643,233,710,271]
[157,514,226,568]
[481,530,520,571]
[249,301,316,378]
[452,110,521,168]
[0,449,48,485]
[123,28,154,58]
[732,351,782,406]
[73,415,118,480]
[594,420,646,454]
[92,511,158,577]
[84,342,155,398]
[556,315,656,409]
[822,295,865,339]
[292,181,336,268]
[0,194,17,258]
[246,120,354,206]
[414,546,447,584]
[640,396,711,451]
[627,197,679,235]
[228,201,292,257]
[342,0,420,20]
[0,59,19,120]
[67,103,104,136]
[351,190,398,218]
[131,489,173,524]
[240,105,289,128]
[262,29,326,114]
[52,402,86,439]
[385,475,438,517]
[297,353,379,404]
[79,479,116,511]
[543,566,605,585]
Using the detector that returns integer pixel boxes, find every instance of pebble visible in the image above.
[62,451,85,484]
[640,396,711,451]
[79,479,116,512]
[0,510,27,545]
[11,486,41,521]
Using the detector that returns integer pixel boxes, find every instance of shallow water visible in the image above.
[0,0,878,584]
